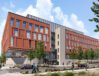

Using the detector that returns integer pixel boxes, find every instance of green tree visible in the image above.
[35,42,45,60]
[1,53,6,64]
[95,49,99,59]
[27,49,35,62]
[69,48,77,59]
[88,49,95,63]
[27,41,45,64]
[90,49,95,60]
[0,56,2,64]
[83,49,89,61]
[0,53,6,66]
[77,47,83,60]
[89,0,99,32]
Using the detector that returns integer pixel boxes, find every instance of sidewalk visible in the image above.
[24,68,99,76]
[0,68,99,76]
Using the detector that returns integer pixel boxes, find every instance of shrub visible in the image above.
[46,72,51,76]
[34,73,39,76]
[50,73,60,76]
[25,71,29,74]
[78,71,86,76]
[63,72,74,76]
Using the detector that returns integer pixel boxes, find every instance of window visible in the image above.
[40,26,43,33]
[38,34,42,40]
[23,21,26,28]
[66,34,68,38]
[16,19,20,27]
[58,41,59,45]
[29,23,32,30]
[33,33,36,40]
[14,28,18,36]
[27,31,30,39]
[43,35,46,41]
[58,34,59,39]
[45,28,48,34]
[10,18,14,26]
[35,24,39,32]
[57,55,59,59]
[10,37,14,46]
[57,48,59,53]
[16,52,21,57]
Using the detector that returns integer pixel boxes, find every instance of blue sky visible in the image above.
[0,0,98,53]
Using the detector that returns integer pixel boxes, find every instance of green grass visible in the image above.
[45,72,99,76]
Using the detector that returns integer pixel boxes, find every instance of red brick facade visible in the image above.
[2,12,50,53]
[65,29,99,54]
[2,12,99,55]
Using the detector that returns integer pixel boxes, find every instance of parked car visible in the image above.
[78,63,89,68]
[20,64,32,69]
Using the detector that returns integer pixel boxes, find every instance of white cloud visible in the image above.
[1,1,15,13]
[10,2,15,8]
[1,7,11,12]
[16,0,88,34]
[16,0,54,22]
[0,0,91,54]
[93,33,99,39]
[53,7,88,34]
[16,5,39,17]
[53,7,72,28]
[70,13,88,33]
[0,20,5,55]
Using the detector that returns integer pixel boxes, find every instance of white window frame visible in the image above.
[38,34,42,40]
[11,37,14,46]
[10,18,14,26]
[33,33,36,40]
[35,25,39,32]
[14,29,18,37]
[45,28,48,34]
[40,26,43,33]
[43,35,46,41]
[27,31,31,39]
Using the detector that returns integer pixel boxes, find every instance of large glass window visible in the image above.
[14,28,18,36]
[10,37,14,46]
[33,33,36,40]
[16,19,20,27]
[45,28,48,34]
[27,31,31,39]
[23,21,26,28]
[43,35,46,41]
[29,23,32,30]
[10,18,14,26]
[38,34,42,40]
[40,26,43,33]
[35,24,39,32]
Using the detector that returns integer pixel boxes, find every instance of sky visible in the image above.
[0,0,98,54]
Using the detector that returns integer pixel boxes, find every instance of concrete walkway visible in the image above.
[0,68,99,76]
[24,68,99,76]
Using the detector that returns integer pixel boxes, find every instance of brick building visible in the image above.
[2,12,50,57]
[2,12,99,65]
[55,27,99,65]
